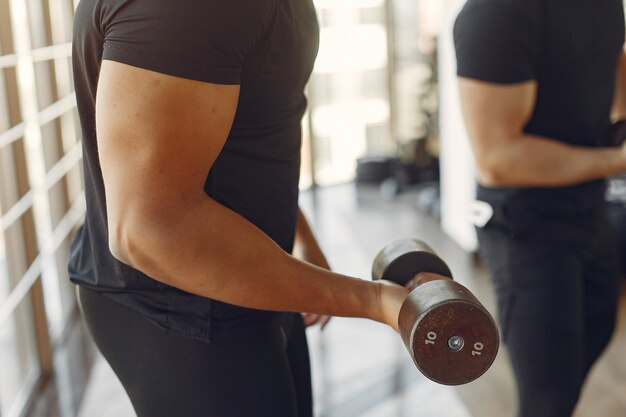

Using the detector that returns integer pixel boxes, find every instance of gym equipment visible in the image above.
[372,238,499,385]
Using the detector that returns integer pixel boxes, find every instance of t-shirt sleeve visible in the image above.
[453,2,538,84]
[98,0,274,85]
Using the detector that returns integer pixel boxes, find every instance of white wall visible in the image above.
[438,0,479,252]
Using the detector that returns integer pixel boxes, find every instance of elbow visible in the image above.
[108,216,142,269]
[107,211,162,276]
[476,154,510,187]
[107,202,193,289]
[478,167,507,187]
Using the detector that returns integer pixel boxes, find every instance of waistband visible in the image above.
[474,180,608,242]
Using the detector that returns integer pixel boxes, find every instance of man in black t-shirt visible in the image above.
[69,1,409,416]
[454,0,626,416]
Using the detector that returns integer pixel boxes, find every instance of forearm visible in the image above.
[478,133,626,187]
[114,195,379,321]
[293,208,330,269]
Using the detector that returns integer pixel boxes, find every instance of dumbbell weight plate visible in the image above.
[399,279,499,385]
[372,239,453,285]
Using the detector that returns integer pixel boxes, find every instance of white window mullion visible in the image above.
[9,0,55,374]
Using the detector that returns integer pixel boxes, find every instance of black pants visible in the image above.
[477,212,620,417]
[79,287,313,417]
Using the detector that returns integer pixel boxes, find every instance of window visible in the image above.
[0,0,81,415]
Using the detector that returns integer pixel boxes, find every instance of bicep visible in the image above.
[457,78,536,161]
[96,60,240,224]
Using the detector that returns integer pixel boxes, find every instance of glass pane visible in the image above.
[26,0,53,49]
[1,67,22,130]
[0,296,40,416]
[0,0,15,56]
[44,235,76,338]
[0,226,8,307]
[392,0,443,148]
[54,57,73,97]
[34,60,58,110]
[299,110,314,189]
[309,1,393,185]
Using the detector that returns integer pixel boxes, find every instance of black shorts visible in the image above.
[79,286,313,417]
[477,201,620,417]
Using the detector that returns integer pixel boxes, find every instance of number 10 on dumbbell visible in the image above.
[372,239,499,386]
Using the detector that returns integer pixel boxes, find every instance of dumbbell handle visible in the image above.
[403,271,453,292]
[371,239,452,284]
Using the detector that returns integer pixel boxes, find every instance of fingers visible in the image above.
[301,313,332,329]
[376,280,411,332]
[302,313,320,327]
[407,271,452,291]
[319,315,332,330]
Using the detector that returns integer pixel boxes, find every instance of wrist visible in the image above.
[369,280,410,331]
[608,147,626,176]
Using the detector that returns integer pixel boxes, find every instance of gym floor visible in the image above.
[75,183,626,417]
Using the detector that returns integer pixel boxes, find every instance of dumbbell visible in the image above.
[372,238,499,385]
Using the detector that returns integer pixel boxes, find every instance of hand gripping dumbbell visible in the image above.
[372,238,499,385]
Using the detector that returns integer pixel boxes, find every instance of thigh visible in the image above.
[584,216,621,319]
[478,229,587,339]
[506,307,585,417]
[79,287,299,417]
[478,231,588,417]
[582,218,621,370]
[284,314,313,417]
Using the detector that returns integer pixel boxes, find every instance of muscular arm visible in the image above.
[97,61,407,330]
[458,78,626,187]
[612,49,626,121]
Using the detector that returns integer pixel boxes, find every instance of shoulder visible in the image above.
[99,0,278,42]
[454,0,540,51]
[455,0,541,30]
[454,0,543,84]
[96,0,279,84]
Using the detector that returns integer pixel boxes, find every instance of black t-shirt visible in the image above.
[69,0,319,341]
[454,0,625,237]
